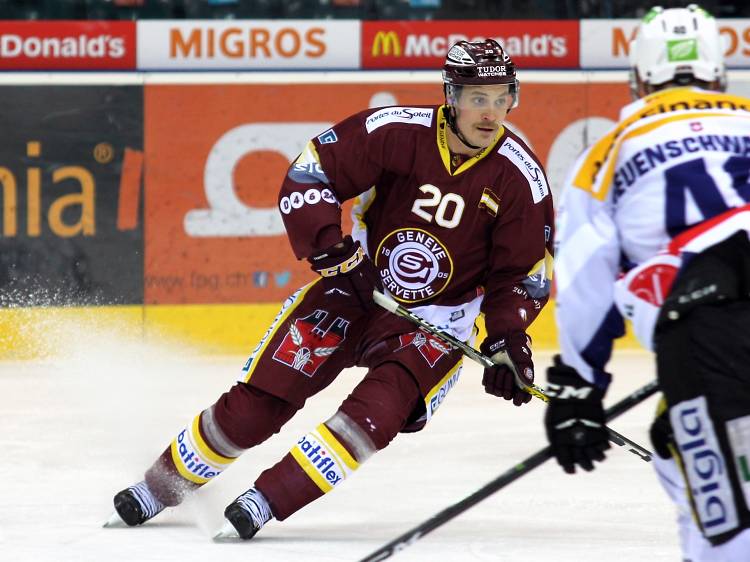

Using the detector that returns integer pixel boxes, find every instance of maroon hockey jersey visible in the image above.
[278,104,554,341]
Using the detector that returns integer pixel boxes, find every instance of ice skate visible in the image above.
[213,487,272,541]
[104,481,165,528]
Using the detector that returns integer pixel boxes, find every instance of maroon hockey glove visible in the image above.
[308,235,383,313]
[480,333,534,406]
[544,355,610,474]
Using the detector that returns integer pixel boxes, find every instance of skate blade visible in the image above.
[103,511,126,528]
[212,520,240,542]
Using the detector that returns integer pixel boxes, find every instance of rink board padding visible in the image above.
[0,298,642,360]
[0,75,683,358]
[141,81,631,307]
[1,80,634,309]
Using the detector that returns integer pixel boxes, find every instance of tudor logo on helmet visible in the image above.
[477,65,508,77]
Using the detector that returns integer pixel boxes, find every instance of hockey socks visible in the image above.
[169,410,241,486]
[142,407,245,507]
[113,481,166,526]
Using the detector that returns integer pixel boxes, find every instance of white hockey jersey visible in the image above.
[555,86,750,386]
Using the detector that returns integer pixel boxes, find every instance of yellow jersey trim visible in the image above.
[576,112,750,201]
[352,187,377,231]
[526,248,554,282]
[574,88,750,201]
[436,105,504,176]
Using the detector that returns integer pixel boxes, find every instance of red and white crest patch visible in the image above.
[273,310,349,377]
[397,329,451,367]
[626,263,678,306]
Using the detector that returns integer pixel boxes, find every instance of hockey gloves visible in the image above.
[480,333,534,406]
[308,235,383,313]
[544,355,610,474]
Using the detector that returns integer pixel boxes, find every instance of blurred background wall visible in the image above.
[0,1,749,358]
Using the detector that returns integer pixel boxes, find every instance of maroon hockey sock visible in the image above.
[144,383,299,506]
[253,362,421,520]
[145,448,199,506]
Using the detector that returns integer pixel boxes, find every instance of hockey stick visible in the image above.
[374,291,548,402]
[358,378,659,562]
[373,291,653,462]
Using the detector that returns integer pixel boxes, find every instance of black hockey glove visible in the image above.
[544,355,610,474]
[480,333,534,406]
[308,235,383,313]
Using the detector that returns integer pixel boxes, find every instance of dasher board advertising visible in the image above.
[137,20,360,70]
[142,80,632,305]
[0,86,144,306]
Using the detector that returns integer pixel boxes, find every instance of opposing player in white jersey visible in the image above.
[543,5,750,561]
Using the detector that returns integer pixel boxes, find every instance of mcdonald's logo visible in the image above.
[372,31,401,57]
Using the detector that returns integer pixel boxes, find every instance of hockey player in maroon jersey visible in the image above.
[108,39,554,540]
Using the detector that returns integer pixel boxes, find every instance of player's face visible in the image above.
[453,84,513,149]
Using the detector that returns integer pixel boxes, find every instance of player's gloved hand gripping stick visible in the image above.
[372,290,652,463]
[480,333,535,406]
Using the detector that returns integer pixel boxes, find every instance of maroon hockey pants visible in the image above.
[144,280,462,520]
[145,360,422,519]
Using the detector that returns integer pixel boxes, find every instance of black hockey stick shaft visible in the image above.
[358,378,659,562]
[372,291,653,462]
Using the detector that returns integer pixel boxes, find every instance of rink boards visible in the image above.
[2,70,749,358]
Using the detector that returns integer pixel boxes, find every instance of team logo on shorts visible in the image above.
[396,329,451,367]
[375,228,453,303]
[273,310,349,377]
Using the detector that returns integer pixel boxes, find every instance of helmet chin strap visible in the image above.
[443,105,482,151]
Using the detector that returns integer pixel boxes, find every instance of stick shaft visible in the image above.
[358,379,659,562]
[372,291,653,461]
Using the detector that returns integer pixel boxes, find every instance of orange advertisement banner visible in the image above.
[144,81,631,304]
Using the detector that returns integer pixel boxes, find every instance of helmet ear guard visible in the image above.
[629,4,726,99]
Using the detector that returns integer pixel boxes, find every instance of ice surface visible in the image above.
[0,320,679,561]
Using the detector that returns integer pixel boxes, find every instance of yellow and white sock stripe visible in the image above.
[170,413,237,485]
[291,423,359,493]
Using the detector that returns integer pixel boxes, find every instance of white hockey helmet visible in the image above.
[629,4,726,97]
